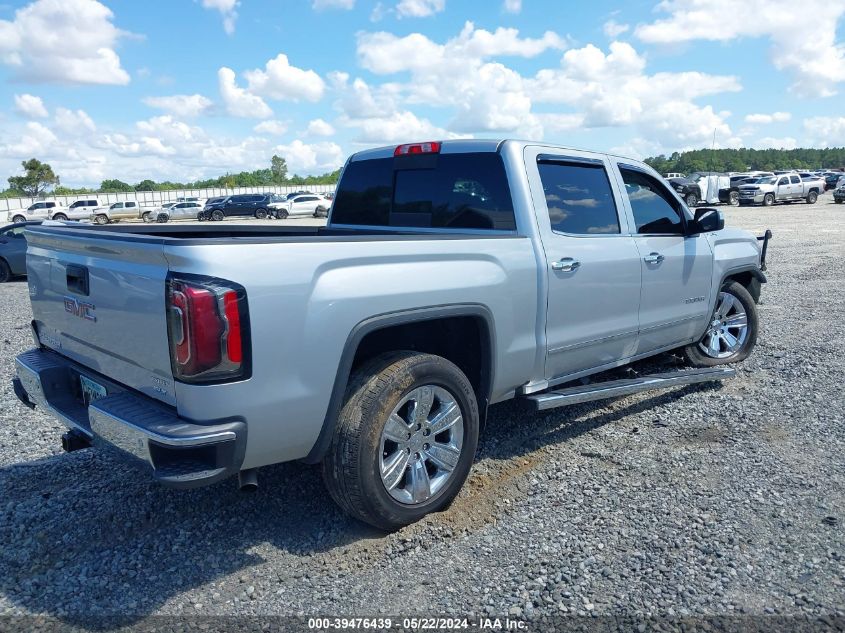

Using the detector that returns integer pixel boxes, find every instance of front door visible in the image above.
[615,165,713,354]
[525,148,642,380]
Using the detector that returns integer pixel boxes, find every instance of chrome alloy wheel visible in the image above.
[379,385,464,505]
[699,291,749,359]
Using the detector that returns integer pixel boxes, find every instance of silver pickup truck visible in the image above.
[738,173,822,206]
[12,139,770,529]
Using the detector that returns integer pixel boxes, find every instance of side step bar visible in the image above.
[523,367,735,411]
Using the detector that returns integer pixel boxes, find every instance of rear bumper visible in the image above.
[13,348,246,489]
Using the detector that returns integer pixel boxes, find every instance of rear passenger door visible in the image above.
[614,164,713,355]
[789,175,802,198]
[525,147,642,380]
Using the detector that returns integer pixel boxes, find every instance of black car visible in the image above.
[201,193,286,221]
[824,173,843,191]
[667,177,702,207]
[834,186,845,204]
[0,220,42,282]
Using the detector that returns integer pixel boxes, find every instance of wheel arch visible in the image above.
[303,304,495,464]
[720,266,766,304]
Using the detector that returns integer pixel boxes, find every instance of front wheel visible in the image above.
[93,214,109,225]
[684,281,758,367]
[211,210,224,222]
[729,191,740,206]
[52,213,68,221]
[276,209,289,220]
[806,191,818,204]
[0,259,11,283]
[156,213,169,223]
[322,351,480,531]
[763,193,775,206]
[685,193,698,207]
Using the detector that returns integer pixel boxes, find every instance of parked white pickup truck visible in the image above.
[738,174,822,206]
[13,139,770,529]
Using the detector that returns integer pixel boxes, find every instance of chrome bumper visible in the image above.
[14,348,246,488]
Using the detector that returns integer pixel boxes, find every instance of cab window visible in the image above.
[620,167,685,235]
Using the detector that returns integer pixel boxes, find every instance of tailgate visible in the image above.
[25,227,176,406]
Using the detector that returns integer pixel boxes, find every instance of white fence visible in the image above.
[0,183,337,213]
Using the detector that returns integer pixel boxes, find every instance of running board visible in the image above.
[523,367,736,411]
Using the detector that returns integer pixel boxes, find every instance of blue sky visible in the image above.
[0,0,844,186]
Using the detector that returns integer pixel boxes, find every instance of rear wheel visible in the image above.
[684,281,758,367]
[806,191,818,204]
[0,259,10,283]
[12,215,26,223]
[322,351,479,531]
[685,192,698,207]
[763,193,775,206]
[255,208,268,219]
[93,214,109,225]
[729,191,740,206]
[211,210,224,222]
[52,213,68,221]
[836,199,844,204]
[314,206,328,218]
[142,211,152,222]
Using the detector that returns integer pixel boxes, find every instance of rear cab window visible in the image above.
[331,151,516,231]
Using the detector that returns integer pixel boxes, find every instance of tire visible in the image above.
[12,215,26,223]
[0,259,10,283]
[836,199,844,204]
[211,210,224,222]
[198,213,206,221]
[322,351,480,531]
[255,208,268,220]
[806,191,818,204]
[51,213,68,221]
[156,213,169,223]
[729,191,740,206]
[94,214,109,225]
[685,193,698,207]
[314,206,328,218]
[763,193,775,206]
[142,211,152,223]
[276,209,289,220]
[684,280,758,367]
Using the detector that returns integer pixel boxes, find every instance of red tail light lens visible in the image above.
[394,141,441,156]
[166,275,250,384]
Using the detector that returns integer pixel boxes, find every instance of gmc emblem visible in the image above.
[64,297,97,322]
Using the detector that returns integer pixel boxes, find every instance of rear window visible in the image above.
[331,152,516,230]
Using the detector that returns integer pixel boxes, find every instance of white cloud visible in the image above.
[0,0,129,85]
[635,0,845,97]
[143,94,213,118]
[54,108,96,136]
[503,0,521,13]
[272,140,345,173]
[253,120,289,135]
[14,94,48,118]
[755,136,798,150]
[201,0,238,34]
[342,110,460,144]
[313,0,355,8]
[804,116,845,146]
[218,67,273,118]
[603,20,630,38]
[523,41,743,152]
[306,118,336,136]
[0,121,58,157]
[744,112,792,125]
[244,54,326,103]
[395,0,445,18]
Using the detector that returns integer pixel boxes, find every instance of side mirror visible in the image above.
[691,208,724,233]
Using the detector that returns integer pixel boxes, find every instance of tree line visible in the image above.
[2,155,341,198]
[644,147,845,175]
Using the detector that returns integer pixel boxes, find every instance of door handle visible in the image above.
[644,252,665,264]
[551,257,581,272]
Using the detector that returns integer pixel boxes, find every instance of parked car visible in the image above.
[667,176,702,207]
[665,172,685,179]
[834,184,845,204]
[277,193,332,219]
[738,174,822,206]
[201,193,285,221]
[12,139,769,529]
[142,202,175,222]
[7,201,64,223]
[0,220,42,282]
[93,201,151,224]
[152,201,204,223]
[50,199,103,221]
[825,173,844,190]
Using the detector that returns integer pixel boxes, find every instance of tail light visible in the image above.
[394,141,441,156]
[166,274,251,384]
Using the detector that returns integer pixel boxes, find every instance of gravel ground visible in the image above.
[0,195,843,627]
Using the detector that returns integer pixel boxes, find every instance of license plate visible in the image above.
[80,375,107,406]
